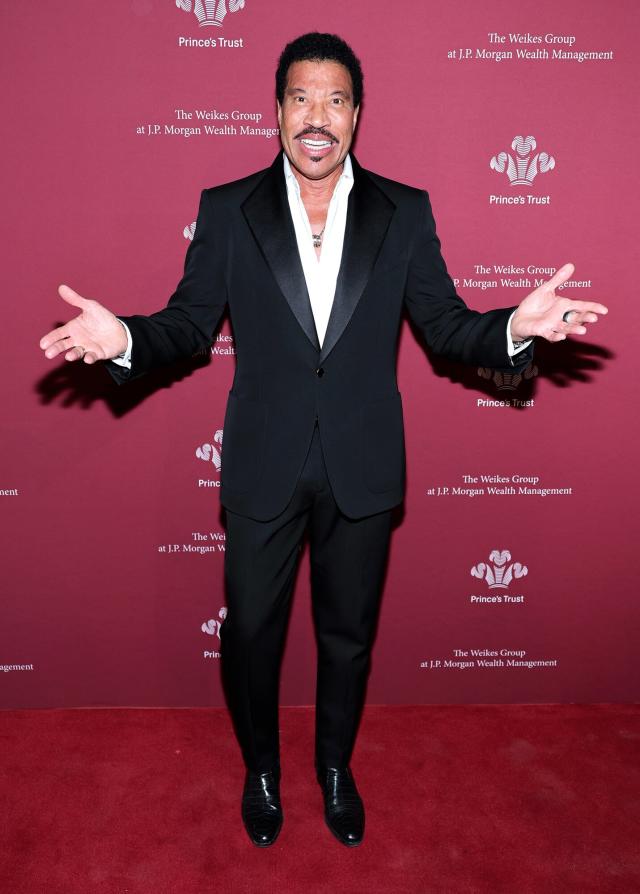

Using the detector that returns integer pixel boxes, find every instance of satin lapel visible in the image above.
[241,155,320,351]
[319,157,396,364]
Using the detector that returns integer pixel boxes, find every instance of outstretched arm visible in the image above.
[39,189,228,381]
[404,193,608,370]
[404,192,532,371]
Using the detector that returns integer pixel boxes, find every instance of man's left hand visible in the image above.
[510,263,608,343]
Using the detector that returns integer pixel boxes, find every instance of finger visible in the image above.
[565,323,588,336]
[64,345,86,362]
[577,312,600,324]
[544,324,568,340]
[58,284,90,310]
[562,300,608,316]
[545,262,575,291]
[83,351,99,365]
[545,330,567,342]
[40,325,71,352]
[42,335,74,359]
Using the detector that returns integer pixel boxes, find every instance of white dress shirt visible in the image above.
[111,153,530,367]
[282,152,353,347]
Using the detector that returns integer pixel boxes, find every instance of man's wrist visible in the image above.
[506,309,533,359]
[110,319,132,368]
[115,319,130,358]
[509,310,529,345]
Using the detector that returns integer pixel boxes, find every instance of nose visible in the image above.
[304,99,331,130]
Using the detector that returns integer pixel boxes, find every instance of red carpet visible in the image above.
[1,705,638,893]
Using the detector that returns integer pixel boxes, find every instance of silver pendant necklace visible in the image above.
[312,225,326,249]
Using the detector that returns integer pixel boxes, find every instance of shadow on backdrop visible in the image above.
[36,311,614,417]
[36,323,223,417]
[406,313,614,409]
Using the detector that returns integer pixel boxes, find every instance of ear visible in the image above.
[276,101,283,127]
[353,105,360,129]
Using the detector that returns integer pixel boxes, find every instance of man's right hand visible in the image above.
[39,285,128,364]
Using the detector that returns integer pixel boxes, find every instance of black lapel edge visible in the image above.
[241,154,320,351]
[319,157,396,364]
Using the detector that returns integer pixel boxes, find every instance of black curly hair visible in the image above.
[275,32,363,108]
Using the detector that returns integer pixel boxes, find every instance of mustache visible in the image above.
[294,127,338,143]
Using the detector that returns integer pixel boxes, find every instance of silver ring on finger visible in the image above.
[562,310,576,324]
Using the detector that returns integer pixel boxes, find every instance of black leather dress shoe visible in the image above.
[241,767,283,847]
[316,764,365,846]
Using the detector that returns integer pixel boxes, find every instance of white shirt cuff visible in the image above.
[110,319,132,369]
[506,310,532,357]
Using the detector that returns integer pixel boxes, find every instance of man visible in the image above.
[39,33,607,848]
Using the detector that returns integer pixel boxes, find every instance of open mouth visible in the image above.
[296,135,336,158]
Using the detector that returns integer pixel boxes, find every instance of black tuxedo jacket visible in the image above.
[108,154,533,520]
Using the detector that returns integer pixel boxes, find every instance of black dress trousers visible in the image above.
[219,422,393,774]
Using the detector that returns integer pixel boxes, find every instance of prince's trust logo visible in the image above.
[489,135,555,206]
[196,429,223,470]
[477,363,538,391]
[469,549,529,605]
[490,136,555,185]
[196,429,224,488]
[202,607,227,637]
[176,0,245,27]
[202,606,227,659]
[471,549,528,588]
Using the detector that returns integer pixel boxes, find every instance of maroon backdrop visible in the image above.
[2,0,638,708]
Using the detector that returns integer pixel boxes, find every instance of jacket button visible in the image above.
[316,367,325,378]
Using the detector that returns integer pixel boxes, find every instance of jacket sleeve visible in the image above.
[105,188,228,384]
[403,191,534,372]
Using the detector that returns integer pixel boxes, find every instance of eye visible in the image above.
[331,98,344,105]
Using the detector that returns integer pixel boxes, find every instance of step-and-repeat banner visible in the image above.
[2,1,638,708]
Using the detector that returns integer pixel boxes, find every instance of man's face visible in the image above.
[277,59,359,181]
